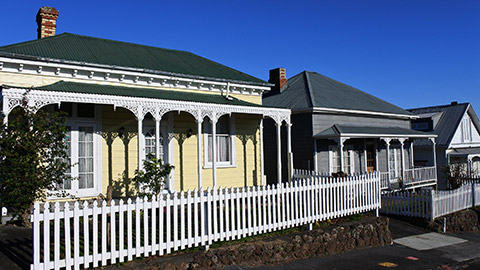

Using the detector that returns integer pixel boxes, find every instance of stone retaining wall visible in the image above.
[429,209,480,233]
[140,216,392,270]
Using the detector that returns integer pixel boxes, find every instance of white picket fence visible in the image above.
[31,173,381,270]
[381,183,480,220]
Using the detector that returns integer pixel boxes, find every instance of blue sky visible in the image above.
[2,0,479,111]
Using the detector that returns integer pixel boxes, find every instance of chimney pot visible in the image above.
[451,101,458,105]
[268,68,288,92]
[36,6,59,39]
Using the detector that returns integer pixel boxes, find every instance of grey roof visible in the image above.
[408,103,480,147]
[448,147,480,157]
[314,124,435,139]
[263,71,413,116]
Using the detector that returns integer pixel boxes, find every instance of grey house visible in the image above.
[408,102,480,189]
[263,68,437,190]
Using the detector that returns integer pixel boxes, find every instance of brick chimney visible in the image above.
[268,68,288,92]
[36,6,59,39]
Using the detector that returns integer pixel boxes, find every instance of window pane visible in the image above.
[217,135,230,162]
[79,158,85,172]
[331,147,340,173]
[389,148,396,177]
[144,128,157,157]
[86,174,94,188]
[207,135,212,162]
[87,158,94,172]
[206,116,232,164]
[343,149,351,174]
[79,174,85,189]
[63,178,71,190]
[78,126,94,190]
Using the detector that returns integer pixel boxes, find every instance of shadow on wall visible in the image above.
[102,129,136,198]
[174,131,190,191]
[238,133,258,187]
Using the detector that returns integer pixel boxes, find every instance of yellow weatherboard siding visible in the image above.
[173,112,199,191]
[0,72,265,197]
[101,105,139,197]
[100,110,262,195]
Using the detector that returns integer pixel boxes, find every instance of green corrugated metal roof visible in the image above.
[0,33,266,85]
[314,124,434,138]
[263,71,413,116]
[4,81,268,107]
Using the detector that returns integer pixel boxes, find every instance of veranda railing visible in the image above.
[31,173,380,269]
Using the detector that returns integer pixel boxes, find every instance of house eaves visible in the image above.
[292,107,418,119]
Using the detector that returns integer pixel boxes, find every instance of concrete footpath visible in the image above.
[240,218,480,270]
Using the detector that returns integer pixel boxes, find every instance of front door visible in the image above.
[366,143,376,172]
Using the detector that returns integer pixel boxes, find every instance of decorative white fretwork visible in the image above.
[1,87,291,126]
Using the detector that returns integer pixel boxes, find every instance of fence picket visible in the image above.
[219,188,225,240]
[193,190,199,246]
[380,183,478,220]
[54,202,60,270]
[101,201,107,266]
[31,171,384,270]
[187,190,193,248]
[151,196,157,255]
[173,193,179,251]
[43,202,50,270]
[135,198,141,257]
[126,198,133,261]
[81,202,89,268]
[180,191,186,249]
[159,195,165,255]
[64,202,71,269]
[119,199,125,263]
[225,188,231,240]
[110,200,116,265]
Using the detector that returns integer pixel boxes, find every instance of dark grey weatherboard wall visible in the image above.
[314,139,413,174]
[263,70,418,179]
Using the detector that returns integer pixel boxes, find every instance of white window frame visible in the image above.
[329,145,354,174]
[49,104,102,198]
[203,115,236,168]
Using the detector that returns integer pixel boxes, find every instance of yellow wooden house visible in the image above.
[0,7,291,199]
